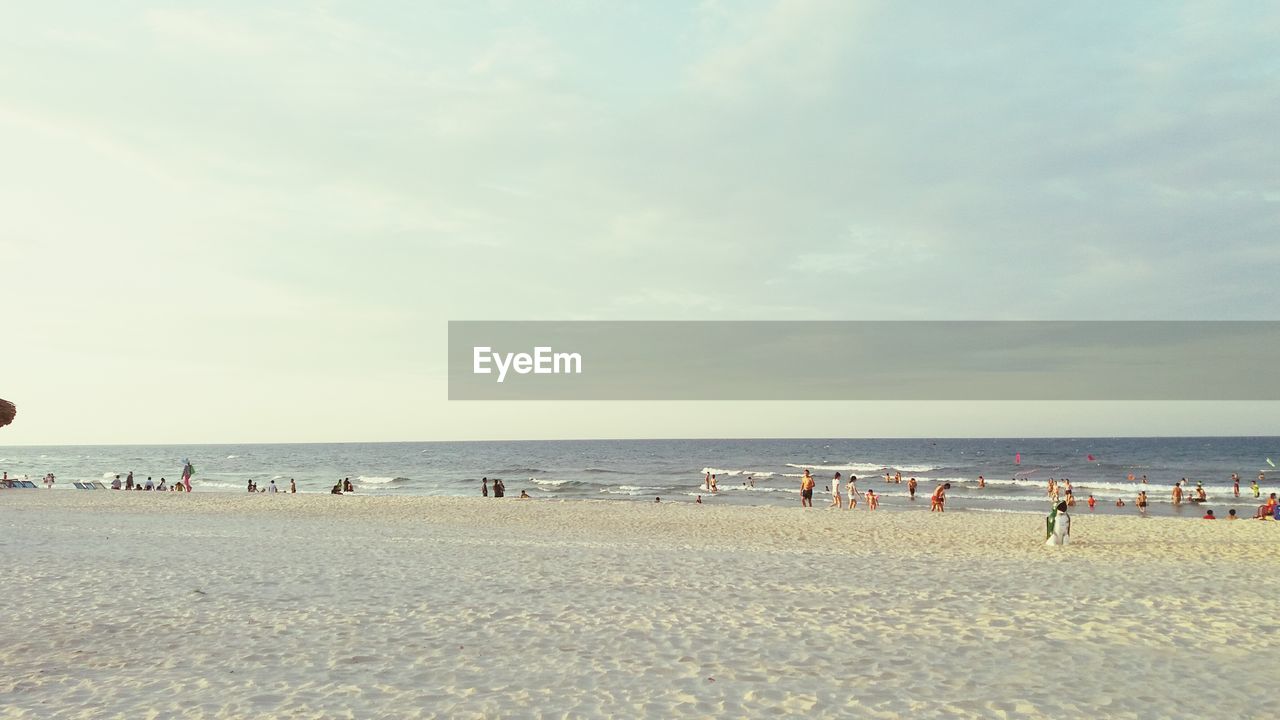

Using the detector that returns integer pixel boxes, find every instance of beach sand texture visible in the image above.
[2,492,1278,719]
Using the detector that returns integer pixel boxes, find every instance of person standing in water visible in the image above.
[907,477,917,500]
[1137,490,1148,514]
[1045,501,1071,546]
[1087,494,1096,511]
[930,483,951,512]
[289,478,296,494]
[1172,481,1183,506]
[493,478,505,498]
[1233,473,1241,498]
[977,475,985,489]
[800,469,815,508]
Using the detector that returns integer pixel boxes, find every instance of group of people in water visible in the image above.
[479,477,532,499]
[795,468,943,511]
[108,472,190,492]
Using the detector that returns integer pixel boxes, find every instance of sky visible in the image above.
[2,1,1278,444]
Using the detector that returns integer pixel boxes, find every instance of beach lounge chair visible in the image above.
[18,481,37,489]
[92,482,107,490]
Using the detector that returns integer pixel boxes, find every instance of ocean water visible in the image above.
[2,437,1277,519]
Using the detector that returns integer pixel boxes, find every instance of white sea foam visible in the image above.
[699,468,776,478]
[356,476,396,485]
[226,455,239,459]
[785,462,939,474]
[532,478,570,486]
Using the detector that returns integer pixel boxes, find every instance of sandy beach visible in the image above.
[2,491,1278,719]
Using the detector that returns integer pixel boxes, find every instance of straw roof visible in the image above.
[0,399,15,428]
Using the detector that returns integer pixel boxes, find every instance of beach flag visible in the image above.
[1015,452,1021,465]
[1087,454,1095,462]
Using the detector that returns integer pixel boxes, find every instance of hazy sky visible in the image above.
[3,1,1278,444]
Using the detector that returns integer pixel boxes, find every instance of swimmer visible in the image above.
[907,477,917,500]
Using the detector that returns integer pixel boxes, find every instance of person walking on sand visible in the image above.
[846,475,859,510]
[908,477,917,500]
[800,469,815,508]
[830,472,843,508]
[290,478,296,494]
[1045,501,1070,546]
[930,483,951,512]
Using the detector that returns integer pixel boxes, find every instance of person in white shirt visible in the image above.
[269,480,279,493]
[157,478,167,491]
[144,477,155,491]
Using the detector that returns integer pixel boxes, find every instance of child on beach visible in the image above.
[1087,495,1096,511]
[930,483,951,512]
[865,488,879,510]
[846,475,858,510]
[830,472,843,508]
[1045,501,1070,546]
[1202,510,1215,519]
[1251,480,1260,498]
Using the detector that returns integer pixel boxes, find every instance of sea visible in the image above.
[2,437,1277,519]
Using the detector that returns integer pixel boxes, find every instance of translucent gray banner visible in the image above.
[448,321,1280,400]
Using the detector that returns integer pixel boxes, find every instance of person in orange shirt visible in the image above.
[800,469,815,508]
[1087,494,1096,511]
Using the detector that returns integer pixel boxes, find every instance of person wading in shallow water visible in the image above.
[800,469,815,508]
[930,483,951,512]
[493,478,505,498]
